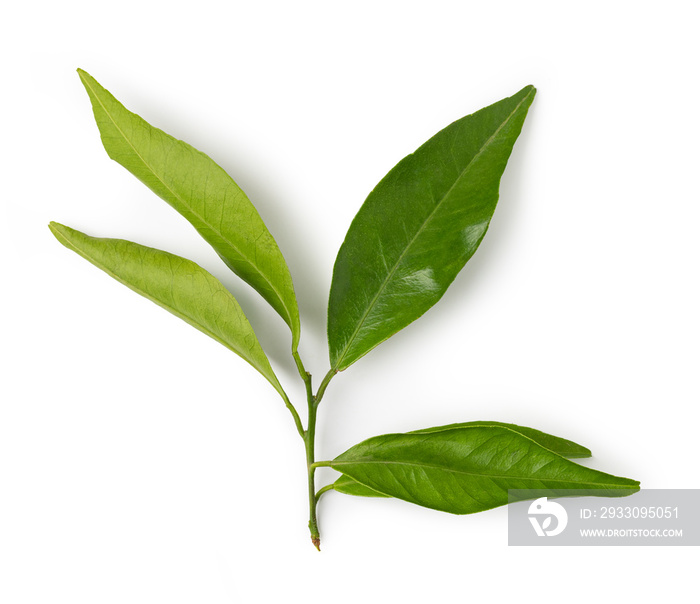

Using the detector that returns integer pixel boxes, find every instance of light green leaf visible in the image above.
[49,222,285,397]
[77,69,300,349]
[330,425,639,514]
[328,86,536,370]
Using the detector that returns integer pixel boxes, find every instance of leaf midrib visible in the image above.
[332,88,535,370]
[332,459,638,488]
[81,73,294,331]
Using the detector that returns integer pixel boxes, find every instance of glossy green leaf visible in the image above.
[330,426,639,514]
[328,86,536,370]
[77,69,300,349]
[334,420,591,497]
[332,473,389,498]
[49,222,285,397]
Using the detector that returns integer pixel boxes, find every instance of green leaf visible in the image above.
[76,69,300,349]
[334,421,592,498]
[410,421,592,458]
[328,86,536,370]
[49,222,286,398]
[332,473,390,498]
[330,426,639,514]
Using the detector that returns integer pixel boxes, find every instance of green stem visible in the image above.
[315,483,334,502]
[280,390,304,439]
[304,368,338,550]
[310,460,333,469]
[292,349,313,405]
[305,397,320,550]
[316,369,337,404]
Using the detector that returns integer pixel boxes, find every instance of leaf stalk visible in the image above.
[293,349,314,408]
[315,484,334,502]
[281,390,305,439]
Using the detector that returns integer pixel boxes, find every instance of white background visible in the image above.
[2,1,699,601]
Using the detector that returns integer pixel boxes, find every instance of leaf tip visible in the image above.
[311,536,321,551]
[519,85,537,101]
[48,221,63,236]
[76,68,98,92]
[619,478,641,494]
[49,222,76,249]
[563,442,592,458]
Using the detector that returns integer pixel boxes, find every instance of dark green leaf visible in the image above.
[77,69,300,349]
[330,426,639,514]
[335,420,591,497]
[49,222,286,397]
[332,473,389,498]
[328,86,536,370]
